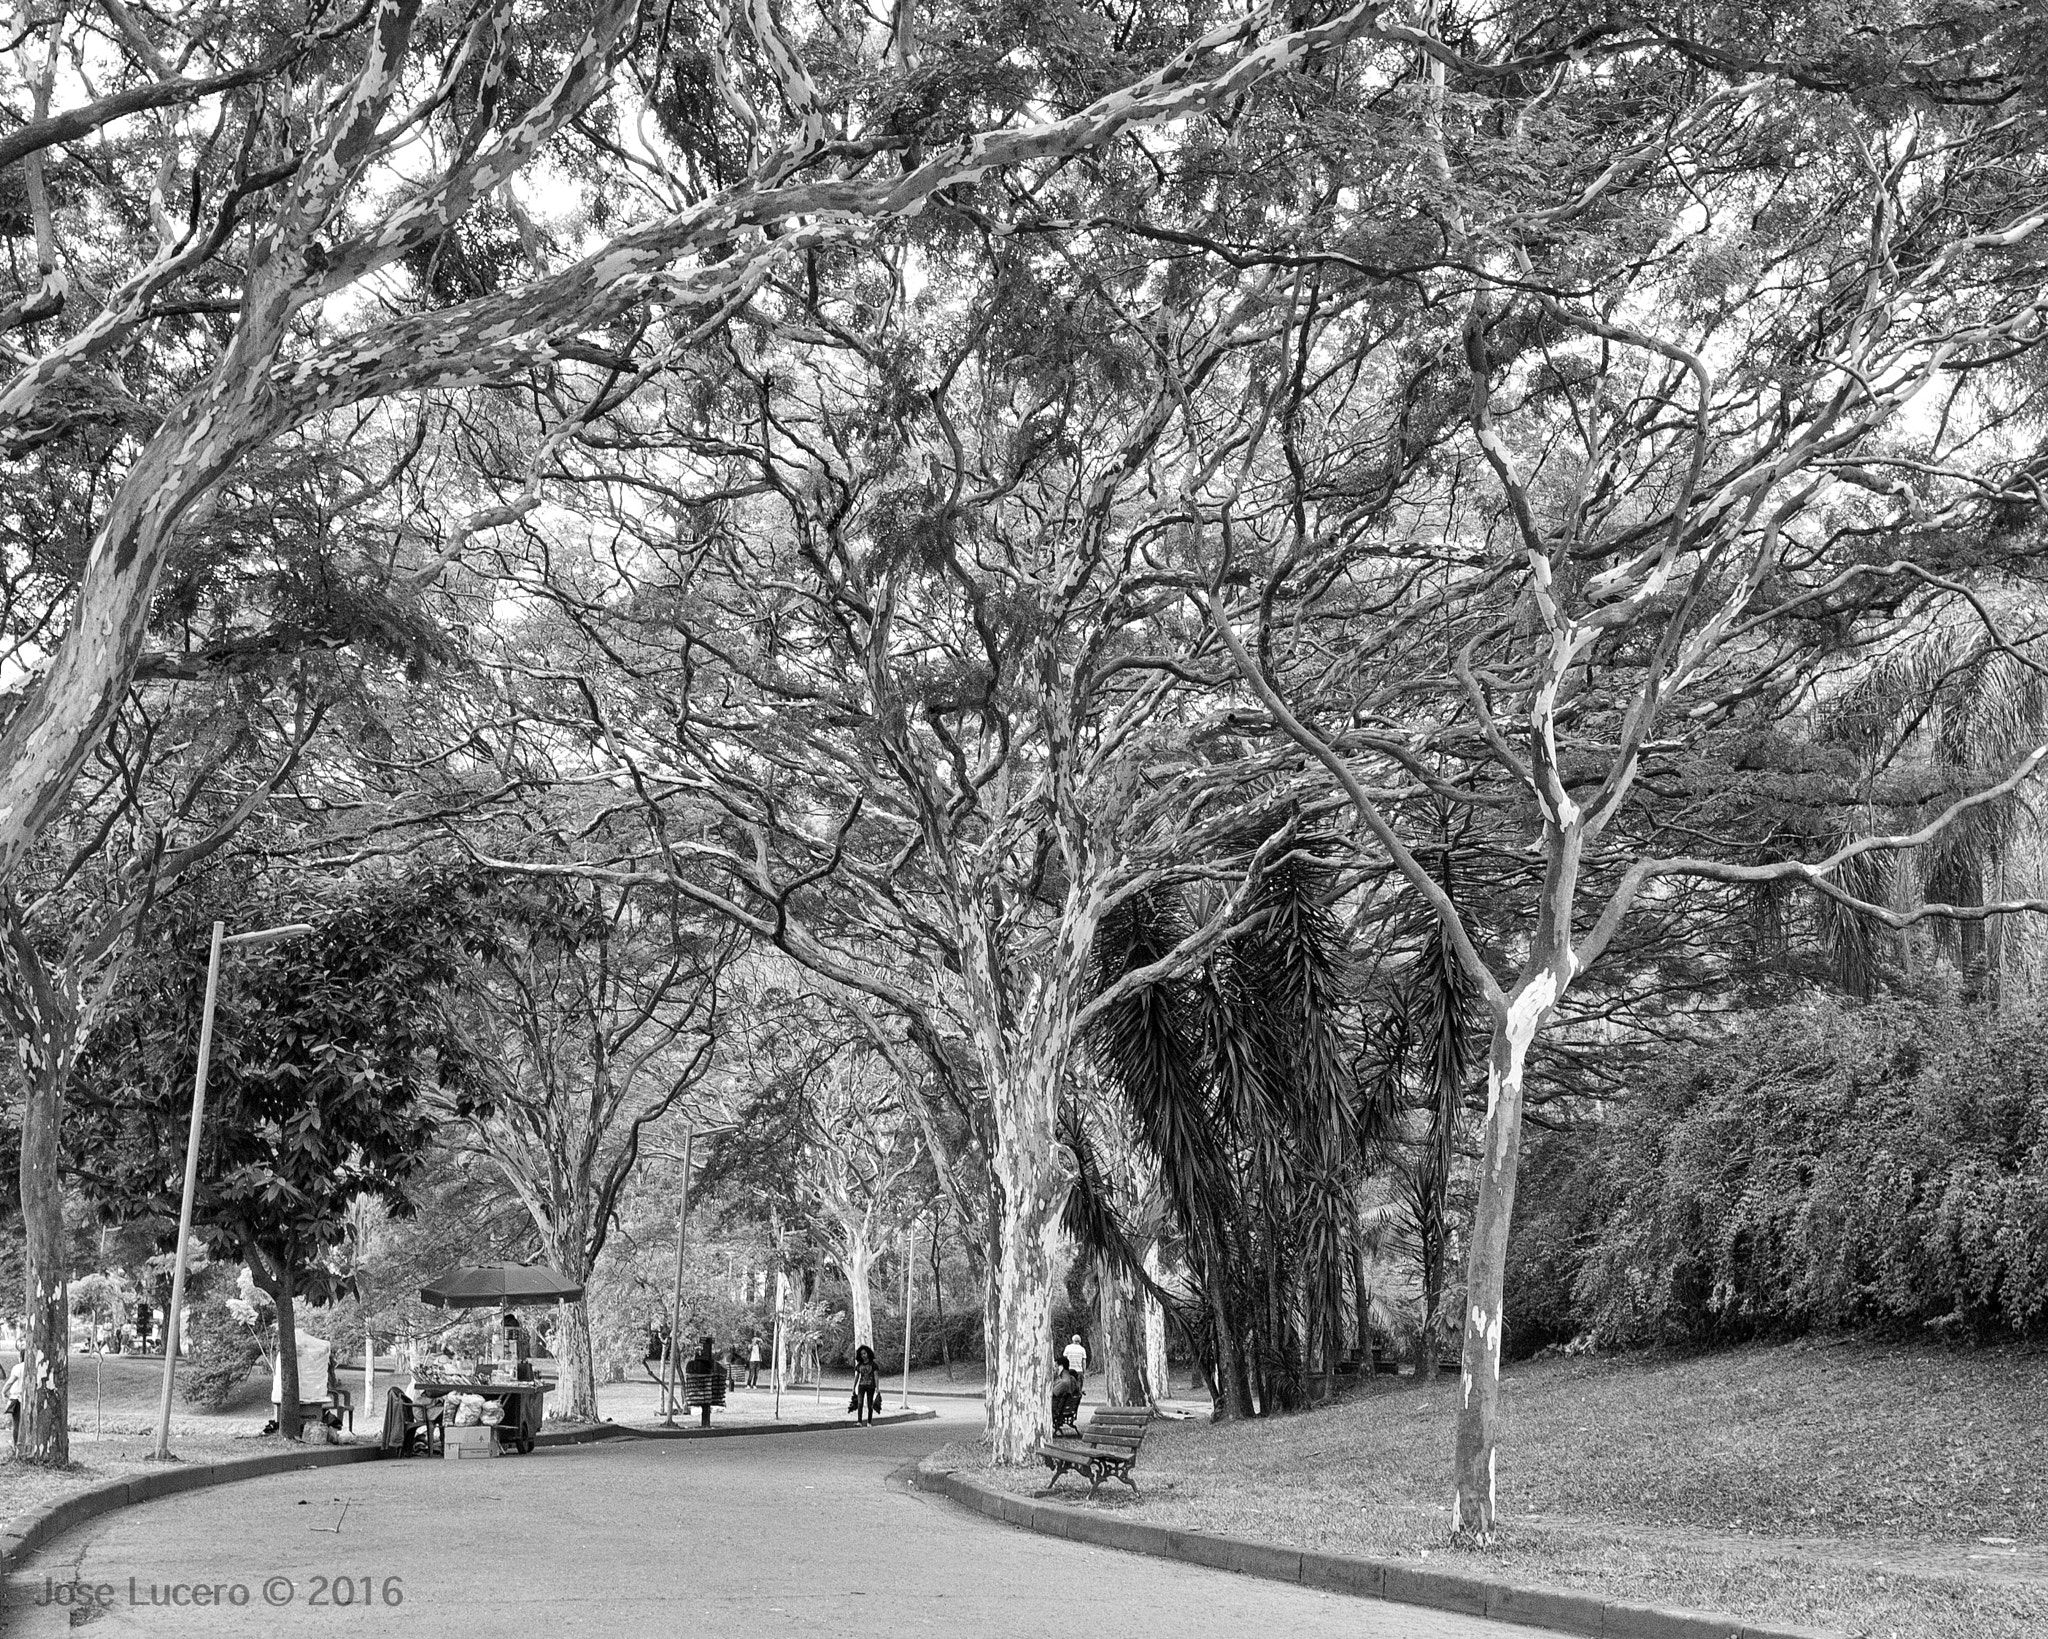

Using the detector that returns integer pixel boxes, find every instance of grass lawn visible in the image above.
[932,1336,2048,1639]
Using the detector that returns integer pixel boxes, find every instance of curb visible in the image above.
[0,1444,382,1577]
[597,1409,938,1441]
[0,1410,936,1575]
[912,1466,1843,1639]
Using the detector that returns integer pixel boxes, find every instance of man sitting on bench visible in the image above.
[1050,1358,1082,1435]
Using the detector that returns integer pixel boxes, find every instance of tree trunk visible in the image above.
[1959,858,1988,1001]
[555,1299,600,1421]
[775,1268,794,1388]
[1352,1234,1373,1363]
[985,1052,1071,1465]
[929,1227,951,1380]
[18,1051,69,1465]
[252,1253,303,1441]
[1141,1240,1169,1401]
[980,1188,1000,1433]
[540,1232,600,1422]
[1196,1216,1253,1420]
[1451,1005,1539,1538]
[1418,1233,1443,1384]
[846,1236,877,1349]
[1097,1253,1146,1406]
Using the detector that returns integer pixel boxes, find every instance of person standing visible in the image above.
[5,1356,23,1446]
[849,1344,882,1426]
[1062,1333,1089,1377]
[497,1311,530,1367]
[746,1334,763,1389]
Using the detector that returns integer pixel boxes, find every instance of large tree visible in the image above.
[459,248,1329,1458]
[1164,9,2048,1532]
[0,0,1444,1465]
[0,0,1403,887]
[70,872,489,1437]
[445,875,730,1420]
[0,676,323,1461]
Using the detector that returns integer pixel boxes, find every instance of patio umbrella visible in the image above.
[418,1262,584,1309]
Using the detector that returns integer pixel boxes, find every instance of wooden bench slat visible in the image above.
[1038,1404,1152,1496]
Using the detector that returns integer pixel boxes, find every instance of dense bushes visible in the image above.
[183,1298,264,1407]
[1506,1000,2048,1354]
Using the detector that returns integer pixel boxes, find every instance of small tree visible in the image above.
[71,875,488,1437]
[181,1264,266,1410]
[68,1272,132,1350]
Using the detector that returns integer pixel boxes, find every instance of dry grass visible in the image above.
[932,1337,2048,1639]
[3,1354,374,1519]
[1,1428,352,1523]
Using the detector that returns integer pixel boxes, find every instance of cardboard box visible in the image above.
[444,1425,497,1459]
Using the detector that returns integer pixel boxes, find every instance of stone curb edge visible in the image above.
[0,1409,936,1575]
[601,1408,938,1442]
[0,1444,383,1577]
[910,1466,1844,1639]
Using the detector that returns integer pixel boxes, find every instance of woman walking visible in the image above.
[849,1344,882,1426]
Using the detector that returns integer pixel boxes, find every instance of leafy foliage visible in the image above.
[67,871,494,1295]
[1089,850,1390,1414]
[1509,1000,2048,1350]
[182,1266,265,1410]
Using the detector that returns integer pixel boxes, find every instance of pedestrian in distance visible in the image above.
[5,1356,23,1446]
[747,1334,763,1388]
[849,1344,882,1426]
[1062,1333,1089,1377]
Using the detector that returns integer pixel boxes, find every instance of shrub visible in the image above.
[1506,999,2048,1349]
[1501,1130,1605,1359]
[183,1299,263,1408]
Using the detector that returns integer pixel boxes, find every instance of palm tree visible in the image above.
[1352,849,1479,1379]
[1086,848,1387,1417]
[1088,885,1252,1417]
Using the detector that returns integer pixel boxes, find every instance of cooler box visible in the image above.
[444,1424,497,1460]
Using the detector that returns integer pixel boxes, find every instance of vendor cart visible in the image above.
[412,1261,582,1456]
[412,1377,550,1454]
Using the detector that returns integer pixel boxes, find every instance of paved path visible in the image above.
[2,1410,1545,1637]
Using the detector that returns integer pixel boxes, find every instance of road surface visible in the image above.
[2,1407,1546,1637]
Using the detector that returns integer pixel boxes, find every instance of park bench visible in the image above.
[1037,1405,1152,1496]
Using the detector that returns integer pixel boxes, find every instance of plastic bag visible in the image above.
[453,1394,486,1427]
[479,1399,505,1426]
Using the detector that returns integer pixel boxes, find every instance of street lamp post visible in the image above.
[152,919,312,1462]
[658,1128,696,1428]
[899,1218,917,1411]
[642,1123,733,1427]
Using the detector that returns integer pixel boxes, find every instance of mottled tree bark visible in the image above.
[845,1238,878,1350]
[985,1056,1070,1464]
[1097,1254,1147,1406]
[1451,995,1544,1537]
[554,1298,599,1422]
[1141,1241,1170,1401]
[17,1052,69,1465]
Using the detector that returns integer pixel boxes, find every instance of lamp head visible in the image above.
[222,922,314,949]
